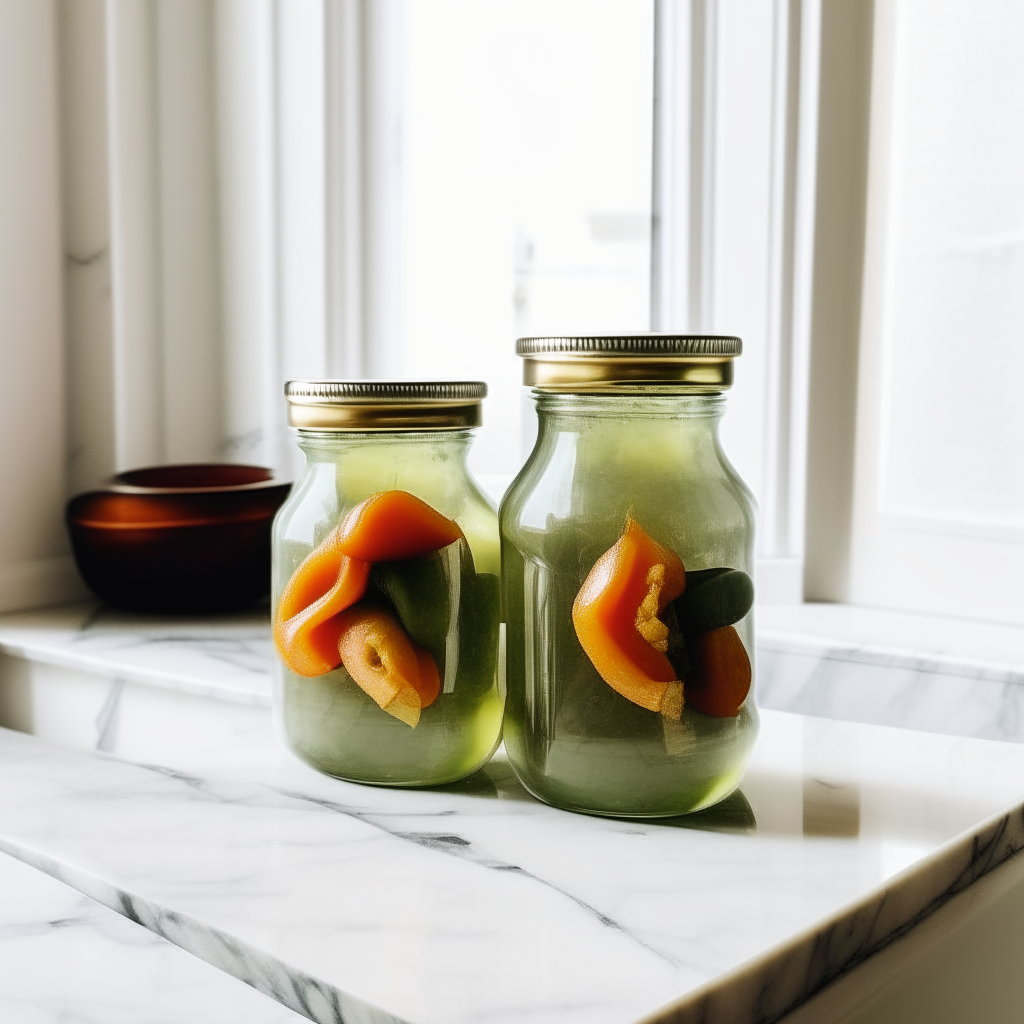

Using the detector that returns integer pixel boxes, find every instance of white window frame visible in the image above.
[801,0,876,603]
[651,0,821,604]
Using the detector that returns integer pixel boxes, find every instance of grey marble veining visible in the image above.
[0,849,308,1023]
[1,712,1024,1024]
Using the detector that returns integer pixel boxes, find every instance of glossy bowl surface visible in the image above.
[67,464,291,613]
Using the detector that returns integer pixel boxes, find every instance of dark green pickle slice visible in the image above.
[454,571,501,701]
[671,567,753,633]
[371,540,499,703]
[372,551,450,668]
[661,602,692,681]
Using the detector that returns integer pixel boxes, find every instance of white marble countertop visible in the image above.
[1,706,1024,1024]
[3,602,1024,1021]
[0,849,306,1023]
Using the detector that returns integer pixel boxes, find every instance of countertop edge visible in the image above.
[636,801,1024,1024]
[0,834,401,1024]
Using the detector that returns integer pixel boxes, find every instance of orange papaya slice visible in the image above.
[274,528,370,677]
[572,516,687,718]
[685,626,751,717]
[274,490,460,678]
[337,491,462,562]
[336,604,440,728]
[411,644,441,709]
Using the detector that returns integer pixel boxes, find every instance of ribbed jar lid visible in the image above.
[285,380,487,431]
[515,334,741,390]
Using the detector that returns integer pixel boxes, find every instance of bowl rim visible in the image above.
[104,464,291,496]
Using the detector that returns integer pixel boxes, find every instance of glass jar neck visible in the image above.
[295,428,475,464]
[532,390,726,430]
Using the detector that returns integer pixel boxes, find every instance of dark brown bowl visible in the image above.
[66,464,291,614]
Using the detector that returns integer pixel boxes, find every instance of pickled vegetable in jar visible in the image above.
[500,336,758,817]
[272,381,503,786]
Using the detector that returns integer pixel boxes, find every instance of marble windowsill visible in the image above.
[0,602,1022,754]
[760,603,1024,669]
[758,603,1024,743]
[0,602,273,707]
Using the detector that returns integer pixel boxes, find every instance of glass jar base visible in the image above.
[509,761,748,819]
[287,733,503,789]
[503,703,759,819]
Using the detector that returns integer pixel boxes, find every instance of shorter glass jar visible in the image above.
[501,336,759,818]
[272,381,503,786]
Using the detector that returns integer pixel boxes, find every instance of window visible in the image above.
[20,0,1021,628]
[368,0,811,605]
[803,0,1024,626]
[848,0,1024,624]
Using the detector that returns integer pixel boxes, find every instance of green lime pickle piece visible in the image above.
[671,567,754,633]
[371,552,450,667]
[371,539,497,699]
[454,570,501,699]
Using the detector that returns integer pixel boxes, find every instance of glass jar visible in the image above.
[272,381,503,786]
[500,336,758,817]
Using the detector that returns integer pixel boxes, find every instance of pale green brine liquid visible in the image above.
[500,393,759,817]
[273,432,503,787]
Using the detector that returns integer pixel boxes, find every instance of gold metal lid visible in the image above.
[516,334,742,391]
[285,380,486,431]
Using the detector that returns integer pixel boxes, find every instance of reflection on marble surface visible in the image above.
[0,712,1023,1024]
[0,850,308,1023]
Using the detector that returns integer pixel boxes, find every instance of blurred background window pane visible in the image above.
[849,0,1024,622]
[397,0,654,487]
[882,0,1024,528]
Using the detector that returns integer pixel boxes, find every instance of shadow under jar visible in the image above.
[272,381,503,786]
[500,336,759,818]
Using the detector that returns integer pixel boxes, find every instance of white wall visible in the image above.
[62,0,224,488]
[0,0,85,612]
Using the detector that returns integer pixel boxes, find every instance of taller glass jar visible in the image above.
[272,381,503,786]
[501,336,758,817]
